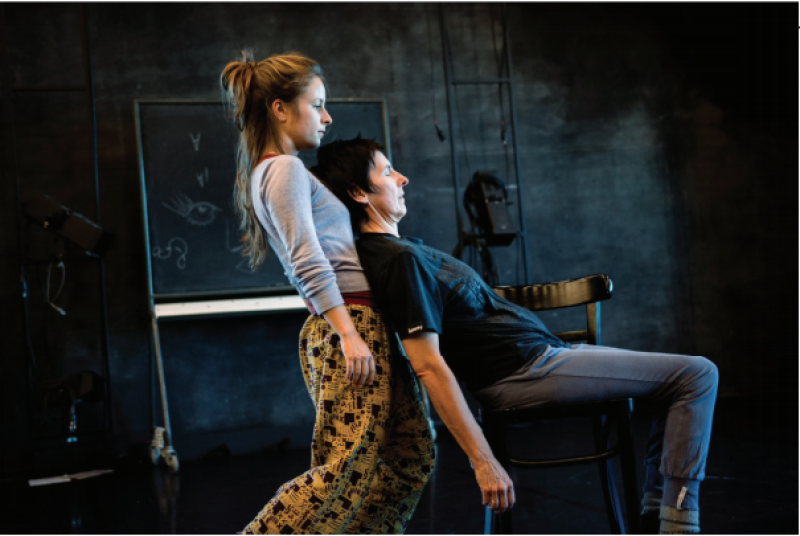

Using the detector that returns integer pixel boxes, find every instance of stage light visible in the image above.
[24,194,115,257]
[463,171,517,246]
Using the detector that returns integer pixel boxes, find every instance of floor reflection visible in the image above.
[2,396,797,534]
[152,469,180,533]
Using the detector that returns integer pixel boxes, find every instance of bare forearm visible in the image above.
[417,363,493,463]
[403,332,514,511]
[321,304,358,337]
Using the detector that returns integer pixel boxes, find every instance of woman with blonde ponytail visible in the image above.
[220,52,434,534]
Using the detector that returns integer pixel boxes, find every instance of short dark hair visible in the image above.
[311,136,385,231]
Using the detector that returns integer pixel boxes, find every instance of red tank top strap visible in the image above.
[258,153,279,164]
[342,291,377,309]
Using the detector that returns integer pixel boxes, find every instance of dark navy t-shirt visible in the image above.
[356,233,569,392]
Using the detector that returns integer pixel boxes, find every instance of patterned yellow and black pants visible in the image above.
[242,304,436,534]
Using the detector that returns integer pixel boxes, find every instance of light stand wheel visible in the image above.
[150,426,165,466]
[163,447,179,474]
[149,445,161,466]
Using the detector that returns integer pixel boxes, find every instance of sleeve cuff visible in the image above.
[308,281,345,315]
[397,326,441,339]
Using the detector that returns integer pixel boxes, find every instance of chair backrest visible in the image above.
[493,274,613,345]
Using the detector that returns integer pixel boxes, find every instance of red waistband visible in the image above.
[307,291,377,315]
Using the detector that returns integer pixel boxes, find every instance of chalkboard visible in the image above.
[135,99,391,300]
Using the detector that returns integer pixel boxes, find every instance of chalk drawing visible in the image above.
[224,218,244,253]
[189,132,201,151]
[153,237,188,269]
[235,258,254,274]
[162,193,221,226]
[196,168,209,187]
[224,219,255,274]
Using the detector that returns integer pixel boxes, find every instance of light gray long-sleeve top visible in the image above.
[251,155,370,314]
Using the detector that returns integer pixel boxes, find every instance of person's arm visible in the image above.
[259,157,374,386]
[260,157,341,313]
[402,331,515,513]
[321,305,374,387]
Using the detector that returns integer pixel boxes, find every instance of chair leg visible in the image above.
[485,507,514,535]
[499,509,513,534]
[484,507,499,535]
[482,413,514,534]
[593,414,624,534]
[616,404,641,534]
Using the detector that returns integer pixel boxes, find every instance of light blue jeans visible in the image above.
[473,344,719,511]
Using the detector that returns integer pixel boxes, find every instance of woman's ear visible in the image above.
[271,99,289,123]
[349,186,369,205]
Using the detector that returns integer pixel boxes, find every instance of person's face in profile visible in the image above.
[283,76,332,153]
[364,151,409,225]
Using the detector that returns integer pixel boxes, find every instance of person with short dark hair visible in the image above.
[312,137,719,534]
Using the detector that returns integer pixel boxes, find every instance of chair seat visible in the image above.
[482,398,634,469]
[486,397,634,424]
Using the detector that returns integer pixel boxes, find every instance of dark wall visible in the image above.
[1,3,796,473]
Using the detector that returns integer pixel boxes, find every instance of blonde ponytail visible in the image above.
[220,51,324,269]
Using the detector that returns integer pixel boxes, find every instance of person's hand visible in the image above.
[340,332,375,387]
[472,454,516,513]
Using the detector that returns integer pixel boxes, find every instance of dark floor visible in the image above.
[1,396,797,534]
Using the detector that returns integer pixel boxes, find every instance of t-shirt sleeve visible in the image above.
[381,250,443,338]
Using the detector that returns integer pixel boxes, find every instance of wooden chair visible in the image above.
[482,274,641,534]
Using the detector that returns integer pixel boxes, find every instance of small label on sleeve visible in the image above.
[408,324,423,334]
[677,486,688,510]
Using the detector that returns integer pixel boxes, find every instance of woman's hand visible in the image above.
[472,454,516,513]
[340,332,375,387]
[320,305,375,388]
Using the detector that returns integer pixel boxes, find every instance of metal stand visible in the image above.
[3,5,114,454]
[439,4,532,285]
[148,311,179,473]
[143,296,308,473]
[452,230,500,286]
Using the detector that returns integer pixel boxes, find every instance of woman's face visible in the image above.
[364,151,409,224]
[282,76,332,154]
